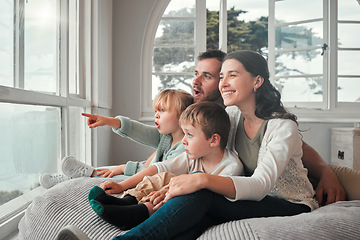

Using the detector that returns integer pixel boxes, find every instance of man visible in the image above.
[192,49,345,206]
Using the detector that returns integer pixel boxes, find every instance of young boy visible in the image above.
[39,89,193,188]
[87,102,244,230]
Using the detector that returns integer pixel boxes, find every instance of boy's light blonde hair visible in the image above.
[179,101,230,150]
[152,89,194,117]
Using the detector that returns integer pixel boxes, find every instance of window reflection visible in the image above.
[0,103,60,206]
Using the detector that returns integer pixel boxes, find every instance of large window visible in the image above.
[0,0,91,232]
[142,0,268,118]
[268,0,360,118]
[143,0,360,120]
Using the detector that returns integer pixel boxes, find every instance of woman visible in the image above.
[114,50,319,240]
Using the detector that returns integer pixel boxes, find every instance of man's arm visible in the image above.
[301,140,346,205]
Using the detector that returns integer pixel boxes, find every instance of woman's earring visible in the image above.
[253,88,257,92]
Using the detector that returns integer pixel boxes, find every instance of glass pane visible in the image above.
[152,75,193,100]
[275,22,323,50]
[155,20,195,45]
[24,0,58,93]
[227,0,268,52]
[152,47,195,72]
[338,78,360,102]
[69,107,86,162]
[275,0,322,23]
[338,23,360,48]
[206,2,219,50]
[338,51,360,75]
[275,77,323,102]
[0,103,60,206]
[338,0,360,21]
[163,0,195,17]
[275,50,323,76]
[0,0,14,88]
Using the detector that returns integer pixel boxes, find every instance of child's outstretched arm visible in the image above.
[99,165,159,194]
[82,113,121,129]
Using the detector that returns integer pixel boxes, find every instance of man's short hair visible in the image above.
[179,101,230,150]
[197,49,226,63]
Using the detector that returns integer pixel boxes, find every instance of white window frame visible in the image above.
[0,0,97,237]
[141,0,208,120]
[268,0,360,122]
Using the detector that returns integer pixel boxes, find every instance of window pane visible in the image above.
[206,3,219,50]
[338,78,360,102]
[275,0,322,23]
[155,20,195,45]
[275,50,323,76]
[69,107,86,161]
[24,0,58,93]
[152,74,193,99]
[275,76,323,102]
[338,23,360,48]
[163,0,195,17]
[338,51,360,75]
[153,47,195,72]
[0,0,14,88]
[338,0,360,21]
[0,103,60,206]
[275,22,323,50]
[227,0,268,52]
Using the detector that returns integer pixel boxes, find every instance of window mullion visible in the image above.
[219,0,227,52]
[268,0,276,85]
[60,0,70,158]
[14,0,24,89]
[327,0,337,110]
[195,0,206,59]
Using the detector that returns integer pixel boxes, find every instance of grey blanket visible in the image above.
[18,177,360,240]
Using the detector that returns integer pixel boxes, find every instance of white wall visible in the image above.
[107,0,158,166]
[299,122,354,163]
[104,1,356,167]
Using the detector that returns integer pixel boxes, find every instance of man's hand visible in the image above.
[96,165,126,178]
[316,169,346,206]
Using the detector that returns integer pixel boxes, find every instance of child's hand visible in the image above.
[96,165,125,178]
[100,180,123,194]
[148,188,168,211]
[82,113,109,128]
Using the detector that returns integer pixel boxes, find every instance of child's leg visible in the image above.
[89,199,149,230]
[88,186,137,206]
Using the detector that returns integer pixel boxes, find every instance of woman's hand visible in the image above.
[100,180,124,194]
[96,165,126,178]
[164,173,205,202]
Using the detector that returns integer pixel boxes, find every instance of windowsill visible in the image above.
[0,186,47,239]
[290,107,360,123]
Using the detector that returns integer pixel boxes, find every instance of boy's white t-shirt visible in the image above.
[153,149,244,177]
